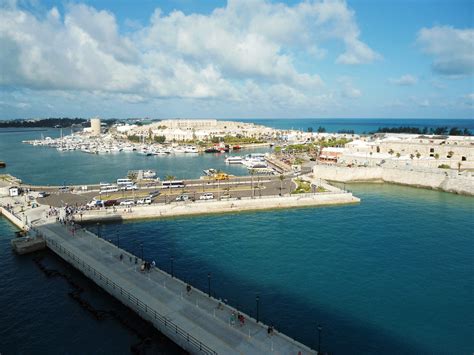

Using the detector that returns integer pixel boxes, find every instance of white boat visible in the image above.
[184,146,199,153]
[203,168,217,176]
[143,170,157,179]
[172,146,186,153]
[225,156,243,164]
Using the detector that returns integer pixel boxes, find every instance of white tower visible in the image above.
[90,117,101,136]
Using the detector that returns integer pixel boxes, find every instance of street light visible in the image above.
[317,325,322,354]
[117,232,120,249]
[171,257,174,278]
[256,295,260,323]
[140,242,144,261]
[97,223,100,238]
[207,272,211,297]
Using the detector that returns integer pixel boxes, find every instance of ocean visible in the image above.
[0,121,473,354]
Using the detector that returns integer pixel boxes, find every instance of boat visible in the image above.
[232,145,242,150]
[184,146,199,153]
[143,170,157,179]
[172,146,186,153]
[203,168,217,176]
[225,156,243,164]
[0,161,6,168]
[205,147,220,153]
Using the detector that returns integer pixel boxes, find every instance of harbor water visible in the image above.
[0,124,473,354]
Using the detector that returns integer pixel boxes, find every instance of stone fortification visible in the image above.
[312,165,474,196]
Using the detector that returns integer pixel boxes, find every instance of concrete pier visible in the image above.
[36,222,317,354]
[79,191,360,223]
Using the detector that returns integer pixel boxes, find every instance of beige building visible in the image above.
[90,117,101,136]
[340,134,474,169]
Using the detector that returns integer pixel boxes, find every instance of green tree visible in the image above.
[279,174,285,196]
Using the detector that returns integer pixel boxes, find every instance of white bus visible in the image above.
[117,178,133,186]
[100,185,119,193]
[162,180,185,188]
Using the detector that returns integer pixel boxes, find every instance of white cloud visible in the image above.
[338,77,362,98]
[389,74,418,86]
[417,26,474,76]
[0,0,379,116]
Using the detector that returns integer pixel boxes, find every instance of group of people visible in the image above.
[230,311,246,326]
[140,260,156,272]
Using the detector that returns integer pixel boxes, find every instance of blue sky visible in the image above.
[0,0,473,119]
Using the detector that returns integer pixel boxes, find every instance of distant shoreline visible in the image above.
[0,129,48,133]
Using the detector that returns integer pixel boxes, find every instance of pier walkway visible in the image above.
[37,221,316,355]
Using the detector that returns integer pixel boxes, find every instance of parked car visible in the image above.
[119,199,135,206]
[58,186,70,193]
[38,191,49,198]
[175,194,189,202]
[136,197,152,205]
[87,200,103,208]
[104,199,119,207]
[199,192,214,200]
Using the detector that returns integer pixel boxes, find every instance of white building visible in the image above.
[90,117,101,136]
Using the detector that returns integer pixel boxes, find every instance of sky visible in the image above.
[0,0,473,119]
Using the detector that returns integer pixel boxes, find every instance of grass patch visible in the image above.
[292,179,311,194]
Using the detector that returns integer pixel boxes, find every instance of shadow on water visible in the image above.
[28,249,186,355]
[93,221,428,355]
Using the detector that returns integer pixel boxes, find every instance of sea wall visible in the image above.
[80,192,360,222]
[0,206,29,231]
[312,165,474,196]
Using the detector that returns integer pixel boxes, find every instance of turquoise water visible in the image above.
[95,184,473,354]
[0,128,264,185]
[0,125,473,354]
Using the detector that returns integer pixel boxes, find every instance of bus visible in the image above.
[100,185,119,193]
[162,180,185,188]
[117,178,133,186]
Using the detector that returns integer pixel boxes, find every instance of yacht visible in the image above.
[225,156,243,164]
[203,168,217,176]
[184,146,199,153]
[173,146,186,154]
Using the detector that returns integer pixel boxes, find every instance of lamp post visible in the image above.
[117,232,120,249]
[140,242,144,261]
[171,257,174,278]
[256,295,260,323]
[317,325,322,354]
[207,272,211,297]
[97,223,100,238]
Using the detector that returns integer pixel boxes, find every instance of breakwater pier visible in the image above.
[32,221,316,354]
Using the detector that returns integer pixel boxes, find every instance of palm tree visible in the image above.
[250,169,255,199]
[279,174,284,196]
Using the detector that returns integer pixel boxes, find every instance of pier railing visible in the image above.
[46,237,217,355]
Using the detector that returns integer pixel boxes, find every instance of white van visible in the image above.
[199,193,214,200]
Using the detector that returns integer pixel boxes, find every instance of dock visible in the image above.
[33,221,317,354]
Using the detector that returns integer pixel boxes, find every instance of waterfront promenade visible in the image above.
[37,221,317,354]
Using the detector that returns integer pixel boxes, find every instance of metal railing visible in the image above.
[46,238,217,355]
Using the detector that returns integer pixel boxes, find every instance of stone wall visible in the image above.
[312,165,474,196]
[80,192,360,222]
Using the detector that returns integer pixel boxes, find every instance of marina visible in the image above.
[0,124,473,354]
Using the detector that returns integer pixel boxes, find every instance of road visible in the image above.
[38,176,299,207]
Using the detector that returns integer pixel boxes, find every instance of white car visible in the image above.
[199,193,214,200]
[175,194,189,202]
[120,199,135,206]
[136,197,152,205]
